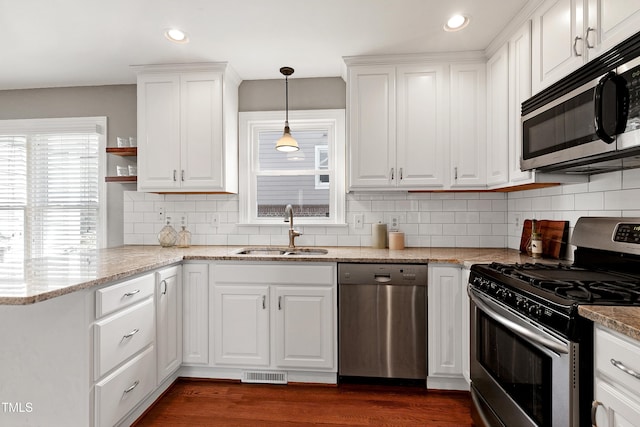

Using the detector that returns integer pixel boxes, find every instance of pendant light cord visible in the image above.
[285,75,289,125]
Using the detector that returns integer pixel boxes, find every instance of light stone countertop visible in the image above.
[578,306,640,342]
[1,245,537,305]
[2,245,638,342]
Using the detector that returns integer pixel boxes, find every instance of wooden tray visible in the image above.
[519,219,569,259]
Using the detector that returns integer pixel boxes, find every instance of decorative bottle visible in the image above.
[177,217,192,248]
[530,219,543,258]
[158,217,178,247]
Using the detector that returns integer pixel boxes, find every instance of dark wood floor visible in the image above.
[133,378,473,426]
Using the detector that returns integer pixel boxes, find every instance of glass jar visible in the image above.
[177,225,192,248]
[157,218,177,247]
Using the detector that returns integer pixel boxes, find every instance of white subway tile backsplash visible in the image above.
[123,170,640,253]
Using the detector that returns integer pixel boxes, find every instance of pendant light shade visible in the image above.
[275,66,299,152]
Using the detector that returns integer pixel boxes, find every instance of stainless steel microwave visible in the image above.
[521,56,640,174]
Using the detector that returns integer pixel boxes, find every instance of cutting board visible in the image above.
[519,219,569,259]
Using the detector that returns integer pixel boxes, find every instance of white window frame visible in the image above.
[239,109,346,225]
[0,117,107,251]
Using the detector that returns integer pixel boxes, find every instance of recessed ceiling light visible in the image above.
[444,14,469,32]
[164,28,189,43]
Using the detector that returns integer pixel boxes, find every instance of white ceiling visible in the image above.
[1,0,530,90]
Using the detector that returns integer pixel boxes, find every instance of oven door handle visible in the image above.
[469,289,569,355]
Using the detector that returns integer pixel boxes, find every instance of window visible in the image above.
[239,110,345,225]
[0,117,106,281]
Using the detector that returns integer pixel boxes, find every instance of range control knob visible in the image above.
[496,289,507,300]
[528,305,542,318]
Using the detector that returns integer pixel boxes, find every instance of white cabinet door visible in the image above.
[486,44,510,187]
[531,0,586,93]
[508,22,534,184]
[156,265,182,383]
[213,285,270,366]
[588,0,640,60]
[180,72,225,190]
[274,286,334,370]
[450,63,486,187]
[137,73,181,191]
[182,263,209,365]
[348,66,396,188]
[594,379,640,427]
[396,65,447,188]
[428,265,466,390]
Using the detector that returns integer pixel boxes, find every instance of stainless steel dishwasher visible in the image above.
[338,263,427,382]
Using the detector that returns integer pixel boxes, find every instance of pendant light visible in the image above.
[275,66,299,152]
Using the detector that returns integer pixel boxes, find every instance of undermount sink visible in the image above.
[234,247,328,256]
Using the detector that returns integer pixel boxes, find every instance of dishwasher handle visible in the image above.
[374,274,392,283]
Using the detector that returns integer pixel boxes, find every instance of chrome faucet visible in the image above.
[284,204,302,248]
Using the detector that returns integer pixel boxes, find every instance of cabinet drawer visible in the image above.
[595,326,640,395]
[95,345,156,427]
[96,273,154,318]
[95,298,155,378]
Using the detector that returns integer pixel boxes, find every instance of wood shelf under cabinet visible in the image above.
[106,147,137,156]
[105,176,137,183]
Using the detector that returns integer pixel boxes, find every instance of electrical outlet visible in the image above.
[210,213,220,226]
[390,216,399,231]
[157,206,165,222]
[514,213,521,228]
[354,214,364,229]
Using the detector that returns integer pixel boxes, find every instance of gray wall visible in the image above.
[0,85,137,247]
[0,77,345,247]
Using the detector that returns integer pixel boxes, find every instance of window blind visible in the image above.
[29,133,100,258]
[0,118,104,283]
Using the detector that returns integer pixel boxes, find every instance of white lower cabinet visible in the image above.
[182,262,210,365]
[156,265,182,384]
[427,264,468,390]
[95,346,157,427]
[211,262,337,381]
[592,324,640,426]
[213,285,270,366]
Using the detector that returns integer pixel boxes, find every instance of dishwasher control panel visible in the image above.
[338,263,428,286]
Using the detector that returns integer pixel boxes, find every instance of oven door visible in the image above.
[469,288,580,427]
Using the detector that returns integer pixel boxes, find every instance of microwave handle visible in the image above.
[594,71,629,143]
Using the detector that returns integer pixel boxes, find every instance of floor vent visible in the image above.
[241,370,288,384]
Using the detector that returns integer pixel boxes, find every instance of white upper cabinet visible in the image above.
[486,44,510,187]
[532,0,640,94]
[450,62,486,188]
[396,65,448,187]
[136,63,240,193]
[346,57,485,191]
[508,22,534,184]
[347,66,397,188]
[588,0,640,58]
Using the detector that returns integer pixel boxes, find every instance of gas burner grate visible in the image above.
[533,279,640,303]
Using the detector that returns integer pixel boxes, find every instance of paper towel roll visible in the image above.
[372,223,387,248]
[388,232,405,250]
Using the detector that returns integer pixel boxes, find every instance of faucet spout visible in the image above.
[284,204,302,248]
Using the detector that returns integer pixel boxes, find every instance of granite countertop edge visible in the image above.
[3,245,638,342]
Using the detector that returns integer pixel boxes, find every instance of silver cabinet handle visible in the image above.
[123,380,140,394]
[399,167,403,180]
[591,400,604,426]
[573,36,583,56]
[181,170,185,181]
[262,295,266,310]
[173,169,177,181]
[454,166,458,180]
[160,279,167,295]
[390,168,395,181]
[121,328,139,341]
[585,27,595,49]
[278,296,282,310]
[123,289,140,298]
[610,358,640,380]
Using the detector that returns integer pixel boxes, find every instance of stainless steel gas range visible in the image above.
[468,217,640,427]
